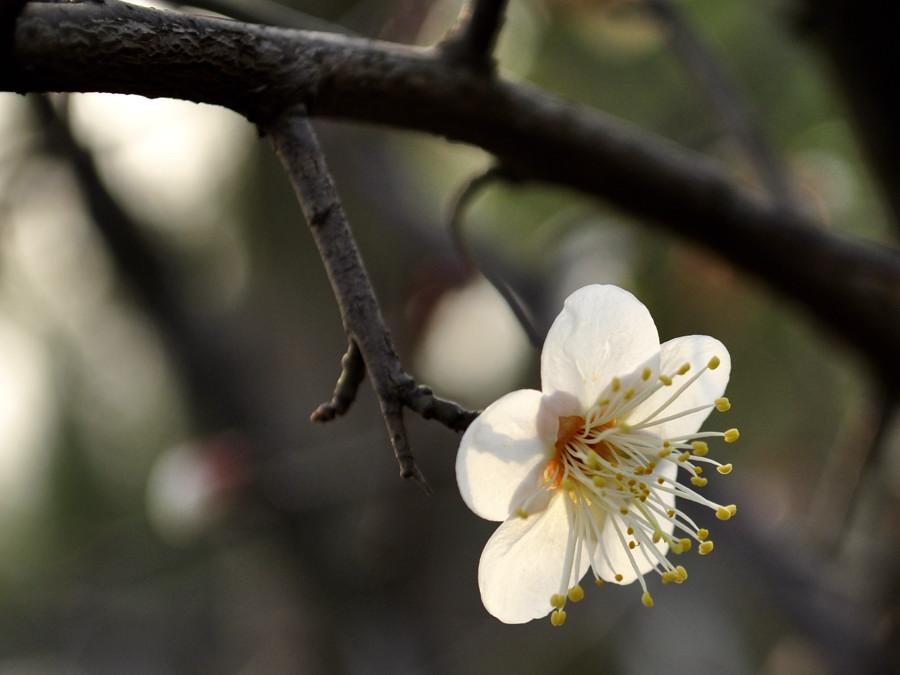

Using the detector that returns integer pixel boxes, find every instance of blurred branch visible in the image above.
[439,0,509,70]
[267,111,478,492]
[448,166,545,348]
[6,0,899,387]
[642,0,800,210]
[310,339,366,422]
[797,0,900,230]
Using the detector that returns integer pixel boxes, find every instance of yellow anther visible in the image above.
[617,421,631,432]
[699,541,714,555]
[715,397,731,412]
[708,355,721,370]
[629,541,637,550]
[642,591,654,607]
[587,451,600,469]
[642,367,652,381]
[716,506,733,521]
[727,504,737,516]
[515,507,529,519]
[697,528,709,540]
[615,574,624,582]
[694,466,703,475]
[593,475,607,488]
[550,609,567,626]
[677,363,691,375]
[667,509,676,518]
[619,507,629,515]
[598,398,610,406]
[562,478,576,491]
[595,579,604,588]
[624,387,635,400]
[691,476,708,487]
[652,531,661,543]
[675,565,688,582]
[661,572,673,584]
[611,377,621,392]
[669,540,684,554]
[724,428,740,443]
[550,593,566,609]
[657,448,671,459]
[657,477,665,485]
[691,441,709,456]
[680,538,692,551]
[717,463,733,475]
[626,527,634,535]
[568,585,584,602]
[678,451,691,462]
[659,374,673,386]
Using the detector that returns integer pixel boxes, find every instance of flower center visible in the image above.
[555,414,616,463]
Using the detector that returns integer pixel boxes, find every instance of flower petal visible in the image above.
[628,335,731,439]
[541,285,660,410]
[456,389,555,522]
[478,493,590,623]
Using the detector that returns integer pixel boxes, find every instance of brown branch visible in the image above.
[439,0,508,70]
[448,166,545,348]
[310,338,366,422]
[266,110,432,491]
[642,0,800,210]
[5,0,900,384]
[404,384,480,432]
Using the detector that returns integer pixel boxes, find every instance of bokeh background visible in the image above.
[1,0,897,673]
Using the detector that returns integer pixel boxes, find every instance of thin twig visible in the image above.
[267,109,429,491]
[642,0,799,210]
[404,385,480,432]
[448,167,545,348]
[439,0,509,70]
[310,338,366,422]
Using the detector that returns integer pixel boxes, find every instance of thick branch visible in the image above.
[5,0,900,381]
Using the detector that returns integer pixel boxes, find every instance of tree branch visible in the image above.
[642,0,799,210]
[439,0,509,70]
[5,0,900,383]
[310,338,366,423]
[266,110,435,491]
[448,166,545,348]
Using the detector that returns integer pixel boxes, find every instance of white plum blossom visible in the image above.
[456,284,738,625]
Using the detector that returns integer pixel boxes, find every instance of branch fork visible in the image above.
[268,110,477,493]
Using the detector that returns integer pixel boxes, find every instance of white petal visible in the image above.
[478,493,589,623]
[541,285,660,410]
[456,389,556,522]
[628,335,731,439]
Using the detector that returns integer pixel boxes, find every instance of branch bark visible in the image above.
[266,110,432,491]
[4,0,900,383]
[439,0,509,70]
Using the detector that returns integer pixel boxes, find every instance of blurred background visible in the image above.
[1,0,898,673]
